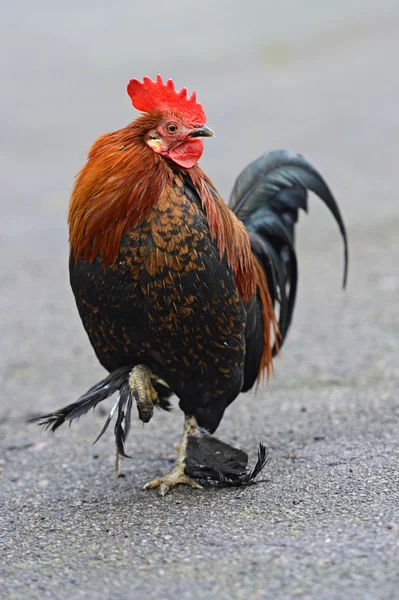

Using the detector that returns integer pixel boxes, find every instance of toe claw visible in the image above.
[159,482,170,496]
[150,374,169,388]
[188,480,203,490]
[142,479,160,490]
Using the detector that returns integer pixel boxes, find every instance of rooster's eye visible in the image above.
[166,123,178,134]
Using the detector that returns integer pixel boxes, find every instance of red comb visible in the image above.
[127,75,206,125]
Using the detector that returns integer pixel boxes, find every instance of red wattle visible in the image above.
[165,139,204,169]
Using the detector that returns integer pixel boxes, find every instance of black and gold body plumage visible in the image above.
[70,173,248,434]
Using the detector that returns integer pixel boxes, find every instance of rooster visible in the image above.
[33,75,348,494]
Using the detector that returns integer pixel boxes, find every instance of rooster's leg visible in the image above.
[115,449,121,478]
[128,365,168,423]
[143,415,202,495]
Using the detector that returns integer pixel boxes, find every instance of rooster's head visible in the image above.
[127,75,213,169]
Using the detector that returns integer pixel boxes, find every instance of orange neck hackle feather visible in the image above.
[69,114,169,266]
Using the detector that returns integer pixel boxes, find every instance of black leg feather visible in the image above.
[29,365,171,457]
[184,428,269,486]
[28,366,132,432]
[114,382,132,458]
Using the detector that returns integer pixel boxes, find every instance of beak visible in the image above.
[188,125,214,138]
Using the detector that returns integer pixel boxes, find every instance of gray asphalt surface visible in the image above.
[1,1,399,599]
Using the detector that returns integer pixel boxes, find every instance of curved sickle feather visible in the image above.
[230,150,348,288]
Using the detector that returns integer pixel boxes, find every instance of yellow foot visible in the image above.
[143,467,203,496]
[144,415,200,495]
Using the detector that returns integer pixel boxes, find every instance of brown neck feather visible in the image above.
[69,115,174,266]
[188,167,256,303]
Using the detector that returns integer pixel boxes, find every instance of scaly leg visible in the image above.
[115,448,121,478]
[143,415,202,496]
[128,365,168,423]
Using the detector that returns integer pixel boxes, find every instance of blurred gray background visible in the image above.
[1,1,398,599]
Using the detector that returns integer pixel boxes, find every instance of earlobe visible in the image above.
[146,138,163,153]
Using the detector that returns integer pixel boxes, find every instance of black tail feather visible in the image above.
[184,429,269,486]
[230,150,349,354]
